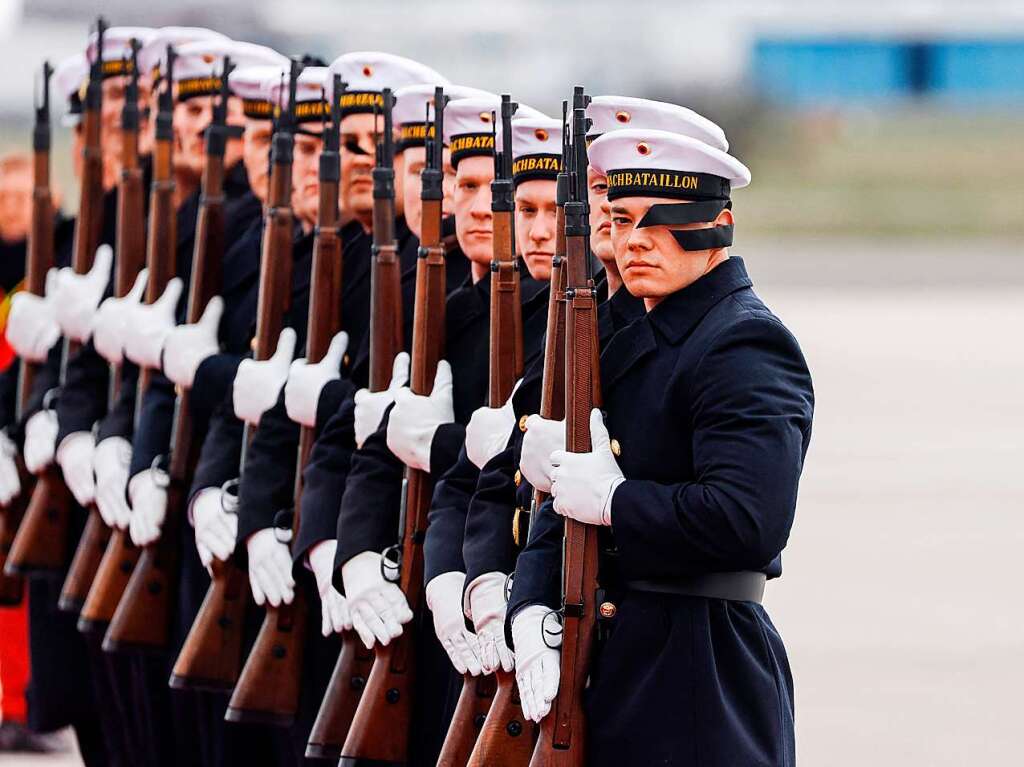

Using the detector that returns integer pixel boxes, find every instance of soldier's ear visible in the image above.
[714,207,734,227]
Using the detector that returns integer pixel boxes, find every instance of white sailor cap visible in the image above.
[86,27,155,78]
[392,84,495,151]
[53,53,89,127]
[443,97,544,168]
[137,27,228,87]
[510,115,563,186]
[586,96,728,152]
[169,40,288,102]
[589,129,750,252]
[267,66,330,124]
[326,52,448,117]
[229,65,288,120]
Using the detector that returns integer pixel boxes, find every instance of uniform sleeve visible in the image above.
[429,421,467,479]
[315,378,349,433]
[189,390,243,500]
[333,407,404,572]
[610,317,814,580]
[0,361,18,430]
[55,342,109,442]
[505,495,562,649]
[423,444,480,584]
[461,445,518,587]
[127,371,177,478]
[96,362,139,442]
[236,392,300,547]
[293,383,356,568]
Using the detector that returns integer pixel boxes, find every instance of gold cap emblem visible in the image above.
[535,128,549,141]
[636,142,651,156]
[615,110,631,124]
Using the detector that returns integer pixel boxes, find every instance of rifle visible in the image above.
[438,94,523,767]
[105,56,237,652]
[7,18,107,576]
[61,38,147,614]
[339,87,423,766]
[78,42,177,637]
[470,99,575,767]
[0,60,55,603]
[308,84,447,760]
[529,89,599,767]
[222,60,304,723]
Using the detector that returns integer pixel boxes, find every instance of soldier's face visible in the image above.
[0,165,32,243]
[101,76,128,190]
[514,179,556,282]
[292,128,324,231]
[243,119,273,204]
[224,96,246,170]
[173,93,214,183]
[453,155,494,268]
[610,196,733,306]
[339,113,377,227]
[403,146,457,241]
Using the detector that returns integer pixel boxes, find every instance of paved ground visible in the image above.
[5,238,1022,765]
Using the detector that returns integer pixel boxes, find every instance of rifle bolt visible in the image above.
[507,721,523,737]
[272,644,286,659]
[386,688,400,704]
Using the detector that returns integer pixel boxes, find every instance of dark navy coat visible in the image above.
[507,258,813,767]
[460,283,643,590]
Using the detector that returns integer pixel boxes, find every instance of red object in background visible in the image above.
[0,286,17,372]
[0,599,30,723]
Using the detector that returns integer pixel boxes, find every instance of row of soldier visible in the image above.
[0,18,814,767]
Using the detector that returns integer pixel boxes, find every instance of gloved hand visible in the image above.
[128,468,168,546]
[92,269,148,364]
[353,352,409,448]
[23,409,58,474]
[232,328,296,426]
[426,571,484,675]
[284,331,348,427]
[191,487,237,568]
[550,409,624,526]
[246,527,295,607]
[54,244,113,343]
[520,414,566,493]
[386,360,454,471]
[512,604,561,723]
[123,277,183,369]
[309,540,352,637]
[0,432,22,505]
[342,550,414,650]
[162,296,223,388]
[7,269,61,362]
[468,572,515,674]
[56,432,96,506]
[465,380,520,469]
[93,436,131,529]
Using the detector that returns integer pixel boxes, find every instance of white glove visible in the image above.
[23,409,58,474]
[386,360,454,472]
[162,296,223,388]
[54,244,113,343]
[123,277,183,369]
[191,487,237,568]
[512,604,562,723]
[93,436,131,529]
[309,540,352,637]
[246,527,295,607]
[465,380,520,469]
[550,410,625,526]
[92,269,147,364]
[342,550,414,650]
[426,571,484,675]
[520,414,566,493]
[0,432,22,506]
[232,327,296,426]
[55,432,95,506]
[468,572,515,674]
[7,269,61,362]
[128,468,168,546]
[353,352,409,448]
[284,331,349,428]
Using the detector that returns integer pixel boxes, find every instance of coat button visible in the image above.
[599,601,617,619]
[609,438,622,457]
[512,507,525,546]
[250,336,257,352]
[518,415,529,432]
[343,353,350,367]
[514,470,522,487]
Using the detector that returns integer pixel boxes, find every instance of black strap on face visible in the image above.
[637,199,734,251]
[343,137,370,156]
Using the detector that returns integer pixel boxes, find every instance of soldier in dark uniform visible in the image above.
[508,128,814,766]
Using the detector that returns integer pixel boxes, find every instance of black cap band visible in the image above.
[243,98,274,120]
[397,122,440,152]
[177,76,222,102]
[449,132,494,168]
[293,99,329,123]
[512,153,560,186]
[606,167,730,202]
[338,89,383,117]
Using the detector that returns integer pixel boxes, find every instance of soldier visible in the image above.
[509,128,814,765]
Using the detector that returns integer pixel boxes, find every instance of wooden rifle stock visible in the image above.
[62,42,147,613]
[83,51,177,638]
[225,67,302,722]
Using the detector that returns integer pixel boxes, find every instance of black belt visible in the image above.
[625,572,766,604]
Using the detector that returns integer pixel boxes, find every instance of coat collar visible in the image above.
[647,256,752,345]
